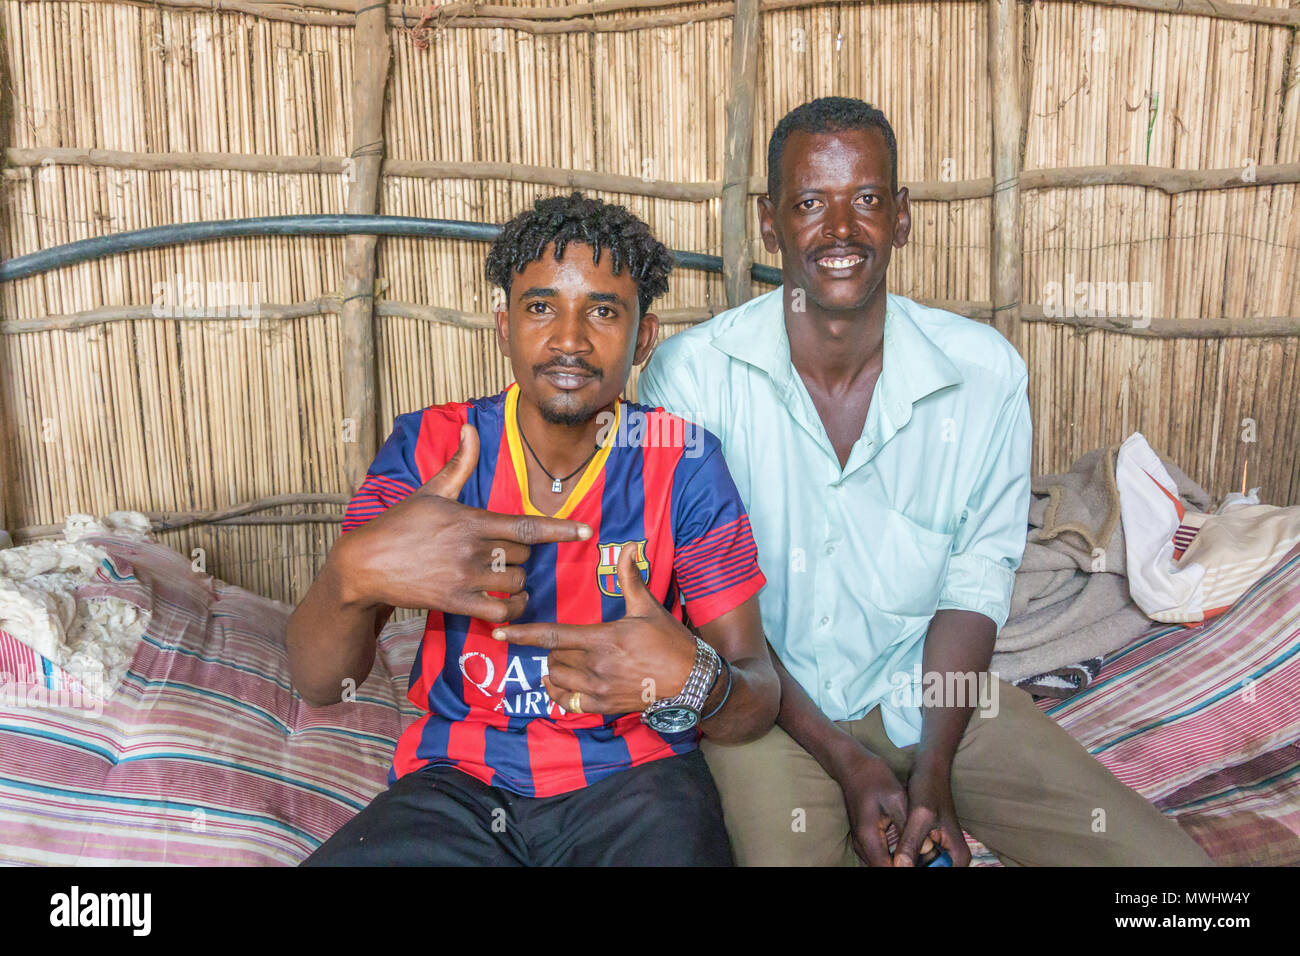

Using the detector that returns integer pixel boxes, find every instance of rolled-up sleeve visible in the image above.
[936,372,1032,630]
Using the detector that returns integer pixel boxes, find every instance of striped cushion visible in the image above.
[0,535,422,865]
[2,535,1298,865]
[969,539,1300,865]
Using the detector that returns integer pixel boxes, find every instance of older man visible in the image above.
[638,97,1212,867]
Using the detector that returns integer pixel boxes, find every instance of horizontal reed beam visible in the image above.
[26,0,1298,30]
[9,149,1294,202]
[5,299,1297,338]
[1,303,718,333]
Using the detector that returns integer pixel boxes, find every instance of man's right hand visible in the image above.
[333,423,592,621]
[830,740,910,867]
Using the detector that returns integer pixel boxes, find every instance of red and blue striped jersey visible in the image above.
[340,383,765,797]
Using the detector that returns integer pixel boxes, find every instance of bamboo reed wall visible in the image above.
[1,0,1297,606]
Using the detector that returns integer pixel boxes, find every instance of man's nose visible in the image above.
[548,307,593,354]
[823,202,861,240]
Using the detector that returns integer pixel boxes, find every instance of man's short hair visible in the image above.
[766,97,899,200]
[485,192,673,317]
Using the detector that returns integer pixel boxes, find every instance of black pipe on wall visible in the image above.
[0,214,784,287]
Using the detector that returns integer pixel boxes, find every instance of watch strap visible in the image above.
[641,637,720,723]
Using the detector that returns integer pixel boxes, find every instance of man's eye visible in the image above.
[855,195,878,207]
[593,306,615,318]
[526,302,548,314]
[797,198,819,210]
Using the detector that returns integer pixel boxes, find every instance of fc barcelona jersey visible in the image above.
[340,382,766,796]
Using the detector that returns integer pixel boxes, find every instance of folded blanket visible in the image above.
[991,440,1211,683]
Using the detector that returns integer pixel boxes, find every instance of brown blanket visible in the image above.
[991,444,1212,683]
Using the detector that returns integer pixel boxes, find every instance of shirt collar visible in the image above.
[711,287,964,425]
[709,287,791,379]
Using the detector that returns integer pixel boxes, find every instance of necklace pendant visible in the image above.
[551,478,563,494]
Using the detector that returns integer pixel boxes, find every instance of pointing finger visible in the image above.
[482,513,592,546]
[492,621,602,650]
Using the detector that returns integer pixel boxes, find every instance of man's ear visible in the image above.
[633,310,660,367]
[493,297,510,357]
[893,186,912,250]
[757,194,780,254]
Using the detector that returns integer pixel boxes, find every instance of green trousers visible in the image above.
[700,679,1213,866]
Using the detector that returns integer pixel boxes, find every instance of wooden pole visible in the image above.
[341,5,391,491]
[0,377,10,541]
[989,0,1024,349]
[722,0,761,308]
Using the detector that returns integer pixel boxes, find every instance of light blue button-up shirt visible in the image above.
[639,288,1032,748]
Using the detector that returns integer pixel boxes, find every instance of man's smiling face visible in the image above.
[759,125,911,314]
[495,240,658,426]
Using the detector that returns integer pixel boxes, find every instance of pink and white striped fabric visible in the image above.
[1,533,1298,866]
[0,534,422,865]
[969,539,1300,866]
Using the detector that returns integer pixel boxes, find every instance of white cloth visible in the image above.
[0,512,153,699]
[1118,433,1300,623]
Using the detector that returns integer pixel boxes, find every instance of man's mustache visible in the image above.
[534,357,604,378]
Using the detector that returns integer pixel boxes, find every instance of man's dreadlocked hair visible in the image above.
[485,192,673,318]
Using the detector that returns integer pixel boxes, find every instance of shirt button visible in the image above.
[824,544,835,556]
[819,616,830,627]
[823,680,833,690]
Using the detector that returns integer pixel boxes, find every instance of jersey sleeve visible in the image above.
[340,411,425,535]
[670,429,766,628]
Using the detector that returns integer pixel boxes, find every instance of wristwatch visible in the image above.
[641,637,722,733]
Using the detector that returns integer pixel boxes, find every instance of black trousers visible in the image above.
[300,748,734,866]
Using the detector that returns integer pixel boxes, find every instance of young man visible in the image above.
[638,97,1213,867]
[288,192,778,866]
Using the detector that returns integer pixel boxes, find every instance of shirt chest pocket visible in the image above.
[855,504,955,619]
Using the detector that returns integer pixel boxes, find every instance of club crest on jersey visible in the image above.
[597,540,650,597]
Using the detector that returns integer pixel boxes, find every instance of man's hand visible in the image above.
[829,740,911,867]
[337,424,592,622]
[492,543,697,715]
[892,764,971,866]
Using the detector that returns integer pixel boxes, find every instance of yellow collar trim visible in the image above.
[503,382,620,519]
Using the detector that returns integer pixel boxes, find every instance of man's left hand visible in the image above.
[492,544,697,715]
[893,764,972,866]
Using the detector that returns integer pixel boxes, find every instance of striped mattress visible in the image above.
[1,534,1298,866]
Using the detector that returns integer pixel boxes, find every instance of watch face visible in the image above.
[645,706,699,734]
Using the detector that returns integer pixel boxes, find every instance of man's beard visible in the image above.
[538,392,601,426]
[532,357,606,426]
